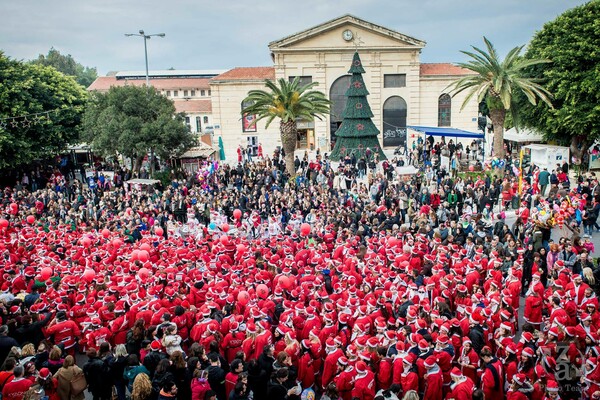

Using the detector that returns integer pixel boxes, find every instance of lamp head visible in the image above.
[139,30,145,35]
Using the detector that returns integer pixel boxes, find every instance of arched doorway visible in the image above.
[382,96,407,148]
[329,75,352,146]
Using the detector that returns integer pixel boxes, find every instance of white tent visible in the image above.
[504,127,544,143]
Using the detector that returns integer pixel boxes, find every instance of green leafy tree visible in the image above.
[447,37,553,159]
[31,47,98,88]
[330,52,386,161]
[241,77,331,175]
[0,52,87,170]
[83,85,196,175]
[518,1,600,165]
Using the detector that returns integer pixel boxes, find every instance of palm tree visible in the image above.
[447,37,553,159]
[241,77,331,175]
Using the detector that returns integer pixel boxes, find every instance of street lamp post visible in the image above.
[125,30,165,86]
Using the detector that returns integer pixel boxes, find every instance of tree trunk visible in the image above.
[150,147,155,177]
[570,135,590,166]
[280,120,297,176]
[489,108,506,159]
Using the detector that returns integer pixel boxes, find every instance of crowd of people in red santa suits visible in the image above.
[1,164,600,400]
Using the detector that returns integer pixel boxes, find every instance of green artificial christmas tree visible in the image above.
[330,52,386,161]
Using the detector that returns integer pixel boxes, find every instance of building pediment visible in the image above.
[268,14,426,52]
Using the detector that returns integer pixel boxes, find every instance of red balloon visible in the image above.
[300,223,311,236]
[140,243,152,252]
[26,215,35,224]
[237,290,249,305]
[101,229,110,238]
[131,250,140,261]
[388,237,398,247]
[0,219,8,228]
[10,203,17,210]
[40,267,52,281]
[138,267,150,279]
[155,227,164,237]
[279,276,292,290]
[112,238,122,248]
[222,223,230,233]
[220,235,229,245]
[469,165,475,172]
[256,284,269,299]
[81,237,91,248]
[83,269,96,283]
[126,207,133,215]
[233,209,242,220]
[138,250,149,262]
[236,244,247,254]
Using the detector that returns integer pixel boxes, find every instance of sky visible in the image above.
[0,0,589,76]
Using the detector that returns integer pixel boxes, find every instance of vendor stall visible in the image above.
[524,144,569,172]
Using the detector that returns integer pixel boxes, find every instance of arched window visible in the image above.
[438,94,452,127]
[329,75,352,143]
[382,96,407,148]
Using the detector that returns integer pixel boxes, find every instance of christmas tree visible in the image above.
[330,52,386,161]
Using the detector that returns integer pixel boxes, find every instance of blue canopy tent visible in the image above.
[407,126,485,164]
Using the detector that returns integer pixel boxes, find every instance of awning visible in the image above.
[180,143,216,159]
[125,179,160,186]
[408,126,484,139]
[504,127,544,143]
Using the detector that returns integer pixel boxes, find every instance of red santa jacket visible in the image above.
[481,358,504,400]
[351,371,376,400]
[322,349,344,389]
[335,367,356,400]
[448,377,475,400]
[423,367,443,400]
[46,319,81,350]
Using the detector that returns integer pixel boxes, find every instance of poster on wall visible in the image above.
[382,127,407,148]
[242,114,257,132]
[590,152,600,170]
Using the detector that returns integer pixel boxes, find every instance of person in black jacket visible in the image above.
[0,325,18,368]
[206,353,226,400]
[15,313,52,347]
[83,348,113,400]
[246,359,268,400]
[257,344,275,378]
[267,368,300,400]
[468,318,486,354]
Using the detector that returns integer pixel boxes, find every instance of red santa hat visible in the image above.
[522,347,535,358]
[355,361,368,375]
[546,380,559,392]
[424,356,438,368]
[450,367,463,379]
[513,373,527,386]
[418,339,430,352]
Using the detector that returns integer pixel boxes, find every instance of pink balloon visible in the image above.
[469,165,475,172]
[140,243,152,252]
[10,203,17,210]
[131,250,140,261]
[236,244,247,253]
[40,267,52,281]
[237,290,249,305]
[279,276,292,290]
[81,237,92,247]
[83,269,96,283]
[256,284,269,299]
[233,209,242,220]
[220,235,229,245]
[126,207,133,215]
[138,267,150,279]
[389,237,398,247]
[222,223,229,233]
[300,223,311,236]
[138,250,149,262]
[155,227,164,237]
[0,219,8,228]
[101,229,110,238]
[112,238,122,248]
[26,215,35,224]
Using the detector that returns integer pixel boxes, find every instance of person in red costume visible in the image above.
[423,355,443,400]
[45,311,81,356]
[351,361,376,400]
[334,357,355,400]
[447,367,475,400]
[507,373,534,400]
[480,346,504,400]
[322,337,344,390]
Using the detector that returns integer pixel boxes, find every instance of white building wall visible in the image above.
[210,82,281,162]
